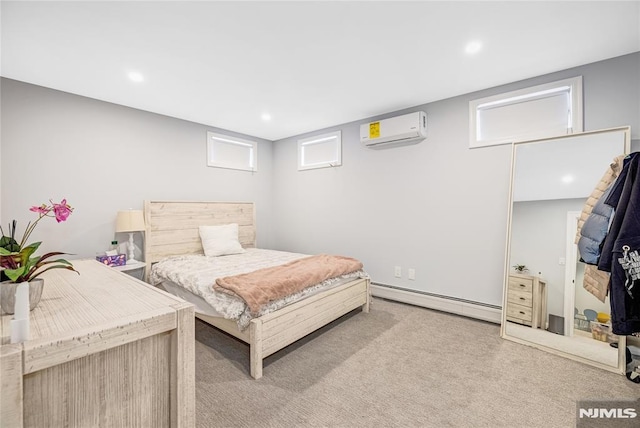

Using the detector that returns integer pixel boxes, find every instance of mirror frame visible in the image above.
[501,126,631,374]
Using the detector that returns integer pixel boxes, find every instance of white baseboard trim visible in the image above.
[371,283,502,324]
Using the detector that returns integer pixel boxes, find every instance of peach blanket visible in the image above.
[214,254,363,315]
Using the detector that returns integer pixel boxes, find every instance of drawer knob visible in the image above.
[519,297,525,300]
[519,311,525,315]
[519,284,526,287]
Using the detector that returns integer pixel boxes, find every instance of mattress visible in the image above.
[150,248,368,329]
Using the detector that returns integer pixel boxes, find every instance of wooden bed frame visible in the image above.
[143,200,370,379]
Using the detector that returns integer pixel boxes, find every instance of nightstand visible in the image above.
[112,260,146,279]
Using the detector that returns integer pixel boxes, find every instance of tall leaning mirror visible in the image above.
[502,127,631,374]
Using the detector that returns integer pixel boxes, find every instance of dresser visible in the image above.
[0,260,195,427]
[506,273,547,329]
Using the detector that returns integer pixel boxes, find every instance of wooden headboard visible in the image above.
[143,201,256,268]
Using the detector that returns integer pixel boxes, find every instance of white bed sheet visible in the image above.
[150,248,368,329]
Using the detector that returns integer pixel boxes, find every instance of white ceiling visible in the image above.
[2,1,639,141]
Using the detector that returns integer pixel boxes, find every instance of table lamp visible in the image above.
[115,210,146,264]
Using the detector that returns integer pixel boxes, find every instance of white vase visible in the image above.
[0,278,44,314]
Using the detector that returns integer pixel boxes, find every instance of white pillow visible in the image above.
[199,223,246,257]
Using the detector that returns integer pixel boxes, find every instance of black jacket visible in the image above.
[598,152,640,335]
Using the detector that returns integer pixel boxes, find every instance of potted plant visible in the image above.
[0,199,78,314]
[512,264,529,274]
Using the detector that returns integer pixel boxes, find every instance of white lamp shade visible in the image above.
[115,210,146,232]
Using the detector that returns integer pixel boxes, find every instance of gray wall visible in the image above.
[0,79,274,259]
[271,52,640,307]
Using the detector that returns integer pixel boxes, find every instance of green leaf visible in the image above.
[27,264,78,281]
[34,251,70,263]
[25,255,40,272]
[3,266,27,282]
[0,236,19,252]
[36,258,74,269]
[16,242,41,266]
[20,242,41,255]
[23,252,78,281]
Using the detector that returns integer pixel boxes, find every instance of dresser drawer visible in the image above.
[509,276,533,294]
[506,302,532,323]
[508,288,533,308]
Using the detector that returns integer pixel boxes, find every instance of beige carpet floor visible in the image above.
[194,297,638,427]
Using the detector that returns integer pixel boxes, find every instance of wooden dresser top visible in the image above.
[1,259,186,346]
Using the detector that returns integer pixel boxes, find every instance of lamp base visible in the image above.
[127,232,136,263]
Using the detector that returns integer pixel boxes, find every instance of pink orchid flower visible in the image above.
[30,204,50,215]
[0,198,77,283]
[52,199,73,223]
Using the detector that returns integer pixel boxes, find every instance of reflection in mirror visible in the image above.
[502,127,630,373]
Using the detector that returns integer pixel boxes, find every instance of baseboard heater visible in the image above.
[371,282,502,324]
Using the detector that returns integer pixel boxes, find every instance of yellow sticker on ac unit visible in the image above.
[369,122,380,139]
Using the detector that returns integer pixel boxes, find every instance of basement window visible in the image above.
[469,76,583,148]
[207,132,257,172]
[298,131,342,171]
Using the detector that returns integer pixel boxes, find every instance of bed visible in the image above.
[143,200,370,379]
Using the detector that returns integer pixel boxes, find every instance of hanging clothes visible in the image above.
[576,155,626,302]
[575,154,626,241]
[578,183,616,265]
[598,152,640,335]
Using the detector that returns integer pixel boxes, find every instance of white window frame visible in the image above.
[207,131,257,172]
[469,76,583,148]
[298,130,342,171]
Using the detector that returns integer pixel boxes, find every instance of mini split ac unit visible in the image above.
[360,111,427,149]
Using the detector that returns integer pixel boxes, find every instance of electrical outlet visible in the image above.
[394,266,402,278]
[408,268,416,280]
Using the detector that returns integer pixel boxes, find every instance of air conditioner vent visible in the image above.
[360,111,427,149]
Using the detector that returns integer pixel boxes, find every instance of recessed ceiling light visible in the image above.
[465,40,482,55]
[562,174,574,183]
[261,113,272,121]
[128,71,144,83]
